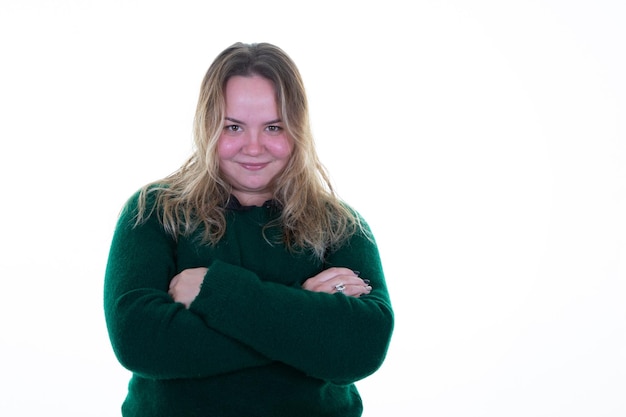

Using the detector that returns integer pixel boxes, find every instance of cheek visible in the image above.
[268,137,294,159]
[217,137,239,160]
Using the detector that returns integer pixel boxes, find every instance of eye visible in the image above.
[266,125,283,134]
[224,124,242,133]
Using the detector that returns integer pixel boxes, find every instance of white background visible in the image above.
[1,1,624,416]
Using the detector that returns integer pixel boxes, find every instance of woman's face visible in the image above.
[218,75,293,206]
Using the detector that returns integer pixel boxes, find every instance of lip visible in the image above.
[238,162,269,171]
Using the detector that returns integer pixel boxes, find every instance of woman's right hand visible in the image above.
[301,267,372,298]
[168,267,208,308]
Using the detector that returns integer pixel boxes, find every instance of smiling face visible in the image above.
[217,75,293,206]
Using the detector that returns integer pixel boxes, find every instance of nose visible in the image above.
[242,131,263,155]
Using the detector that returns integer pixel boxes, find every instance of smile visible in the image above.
[239,162,269,171]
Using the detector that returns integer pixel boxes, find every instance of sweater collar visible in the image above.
[225,195,282,211]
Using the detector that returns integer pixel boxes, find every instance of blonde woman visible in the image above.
[104,42,393,417]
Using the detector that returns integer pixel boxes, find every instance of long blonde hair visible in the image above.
[137,42,363,260]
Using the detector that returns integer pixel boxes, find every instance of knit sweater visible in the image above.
[104,191,394,417]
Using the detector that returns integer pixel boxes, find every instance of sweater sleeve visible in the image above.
[103,194,271,380]
[188,217,394,385]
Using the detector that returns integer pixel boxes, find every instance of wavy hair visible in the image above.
[136,42,363,260]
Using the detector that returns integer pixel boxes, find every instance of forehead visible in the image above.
[225,75,276,96]
[224,75,279,118]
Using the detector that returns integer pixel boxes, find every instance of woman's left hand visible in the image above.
[302,267,372,298]
[168,267,208,308]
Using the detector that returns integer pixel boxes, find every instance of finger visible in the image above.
[332,279,372,296]
[347,284,373,298]
[302,269,363,293]
[332,281,347,294]
[331,278,371,293]
[169,275,179,289]
[318,267,358,282]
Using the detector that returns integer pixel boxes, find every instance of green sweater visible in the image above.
[104,191,394,417]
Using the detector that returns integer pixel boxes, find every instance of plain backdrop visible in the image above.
[1,1,624,416]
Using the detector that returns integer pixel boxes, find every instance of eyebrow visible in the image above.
[224,117,283,125]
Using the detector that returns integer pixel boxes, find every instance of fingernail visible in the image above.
[353,270,360,276]
[363,279,370,285]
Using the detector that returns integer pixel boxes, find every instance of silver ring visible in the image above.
[335,283,346,293]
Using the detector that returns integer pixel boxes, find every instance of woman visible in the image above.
[104,42,393,417]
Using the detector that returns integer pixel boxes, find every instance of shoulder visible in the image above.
[119,183,169,222]
[333,199,369,229]
[122,184,158,210]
